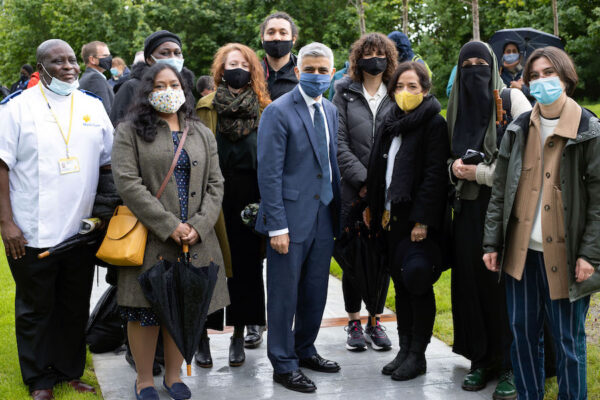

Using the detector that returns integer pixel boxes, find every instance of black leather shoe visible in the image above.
[299,354,340,373]
[229,337,245,367]
[244,325,265,349]
[125,348,162,376]
[391,352,427,381]
[273,369,316,393]
[194,336,212,368]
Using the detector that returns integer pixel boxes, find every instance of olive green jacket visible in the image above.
[112,115,229,311]
[483,107,600,301]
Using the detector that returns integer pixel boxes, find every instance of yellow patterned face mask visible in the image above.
[394,90,424,112]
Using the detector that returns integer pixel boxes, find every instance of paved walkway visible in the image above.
[90,268,499,399]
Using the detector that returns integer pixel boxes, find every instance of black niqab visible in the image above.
[451,41,494,158]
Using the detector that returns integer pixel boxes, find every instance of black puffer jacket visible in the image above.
[332,76,394,226]
[109,63,196,126]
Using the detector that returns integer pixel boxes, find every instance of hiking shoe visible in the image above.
[493,370,517,400]
[344,320,367,351]
[365,320,392,351]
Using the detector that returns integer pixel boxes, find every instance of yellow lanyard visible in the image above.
[39,83,75,157]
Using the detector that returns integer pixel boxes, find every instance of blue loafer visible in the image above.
[135,382,159,400]
[163,378,191,400]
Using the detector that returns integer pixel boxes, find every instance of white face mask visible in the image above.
[41,63,79,96]
[151,55,185,72]
[148,88,186,113]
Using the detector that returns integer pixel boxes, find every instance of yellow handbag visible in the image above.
[96,124,189,266]
[96,206,148,266]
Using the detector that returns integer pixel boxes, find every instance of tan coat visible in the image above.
[111,115,229,312]
[503,96,581,299]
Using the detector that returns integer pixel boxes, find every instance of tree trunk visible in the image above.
[403,0,409,34]
[472,0,480,41]
[351,0,367,36]
[552,0,559,36]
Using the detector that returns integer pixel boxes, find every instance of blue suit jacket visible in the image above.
[256,86,341,243]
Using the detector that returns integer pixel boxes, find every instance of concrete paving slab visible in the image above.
[90,268,499,400]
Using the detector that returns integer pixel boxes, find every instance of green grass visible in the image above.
[0,243,101,399]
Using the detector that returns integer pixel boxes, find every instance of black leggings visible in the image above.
[342,270,389,315]
[388,238,437,343]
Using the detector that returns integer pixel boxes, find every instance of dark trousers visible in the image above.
[266,203,334,374]
[341,270,389,315]
[506,250,589,400]
[222,170,265,326]
[388,237,437,349]
[8,246,95,392]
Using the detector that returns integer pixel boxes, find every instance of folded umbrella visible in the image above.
[489,28,563,65]
[37,229,104,259]
[333,200,389,318]
[138,244,219,376]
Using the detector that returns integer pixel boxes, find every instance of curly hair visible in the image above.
[126,63,199,142]
[211,43,271,108]
[348,33,398,84]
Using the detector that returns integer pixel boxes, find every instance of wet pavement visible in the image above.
[90,268,498,399]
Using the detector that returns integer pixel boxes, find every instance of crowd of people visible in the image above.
[0,9,599,400]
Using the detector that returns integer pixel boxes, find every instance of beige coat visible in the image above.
[111,115,229,312]
[503,96,581,299]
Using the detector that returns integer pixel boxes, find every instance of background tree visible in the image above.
[0,0,597,101]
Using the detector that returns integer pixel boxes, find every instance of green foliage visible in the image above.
[0,0,597,100]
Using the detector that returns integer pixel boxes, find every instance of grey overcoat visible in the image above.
[111,115,229,313]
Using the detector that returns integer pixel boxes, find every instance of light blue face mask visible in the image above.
[41,64,79,96]
[530,76,563,105]
[299,73,331,98]
[110,67,119,77]
[151,55,184,72]
[503,53,519,64]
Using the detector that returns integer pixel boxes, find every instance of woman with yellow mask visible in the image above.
[365,61,449,381]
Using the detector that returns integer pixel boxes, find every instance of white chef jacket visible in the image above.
[0,84,113,248]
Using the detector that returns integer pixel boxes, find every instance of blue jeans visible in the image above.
[505,249,589,400]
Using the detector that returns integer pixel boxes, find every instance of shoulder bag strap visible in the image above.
[156,122,189,200]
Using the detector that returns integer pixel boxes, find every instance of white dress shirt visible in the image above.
[269,86,332,237]
[363,82,387,121]
[0,84,113,248]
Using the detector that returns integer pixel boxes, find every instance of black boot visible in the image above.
[194,336,213,368]
[382,335,411,375]
[391,338,428,381]
[229,337,245,367]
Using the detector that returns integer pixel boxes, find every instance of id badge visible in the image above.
[58,157,80,174]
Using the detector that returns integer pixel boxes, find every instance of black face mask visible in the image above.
[460,64,492,93]
[223,68,251,89]
[357,57,387,76]
[262,40,294,59]
[20,74,29,82]
[98,55,113,71]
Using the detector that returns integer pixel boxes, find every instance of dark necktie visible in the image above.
[313,103,333,205]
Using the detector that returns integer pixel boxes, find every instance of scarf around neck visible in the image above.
[382,95,441,203]
[213,84,259,142]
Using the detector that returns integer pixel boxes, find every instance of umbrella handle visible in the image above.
[187,364,192,376]
[37,250,51,259]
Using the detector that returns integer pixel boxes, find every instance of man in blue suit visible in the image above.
[256,42,341,393]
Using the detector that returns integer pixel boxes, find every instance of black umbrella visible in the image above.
[37,229,104,259]
[138,244,219,376]
[489,28,563,65]
[333,201,389,318]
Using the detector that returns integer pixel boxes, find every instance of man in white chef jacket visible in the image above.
[0,39,113,400]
